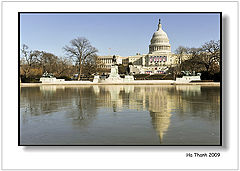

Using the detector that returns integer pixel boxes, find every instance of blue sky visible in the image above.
[20,13,220,57]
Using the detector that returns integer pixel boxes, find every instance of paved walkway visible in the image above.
[20,80,220,86]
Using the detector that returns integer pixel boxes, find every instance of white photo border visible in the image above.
[1,1,239,170]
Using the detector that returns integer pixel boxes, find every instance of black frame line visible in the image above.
[18,12,222,146]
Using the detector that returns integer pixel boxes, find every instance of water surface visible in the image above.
[20,85,220,145]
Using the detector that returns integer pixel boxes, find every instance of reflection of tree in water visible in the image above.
[65,87,97,127]
[21,87,55,116]
[20,87,43,124]
[20,86,98,128]
[175,86,220,121]
[200,86,220,120]
[21,86,73,116]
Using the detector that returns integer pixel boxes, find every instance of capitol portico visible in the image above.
[97,19,187,74]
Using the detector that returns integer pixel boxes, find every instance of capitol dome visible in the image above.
[149,19,171,54]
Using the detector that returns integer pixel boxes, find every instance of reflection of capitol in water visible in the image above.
[91,85,208,142]
[150,111,171,143]
[146,87,173,142]
[21,85,220,144]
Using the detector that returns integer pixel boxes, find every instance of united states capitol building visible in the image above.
[97,19,189,74]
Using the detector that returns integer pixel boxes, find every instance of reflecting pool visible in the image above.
[20,85,220,145]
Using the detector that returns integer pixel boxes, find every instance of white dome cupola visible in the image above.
[149,19,171,54]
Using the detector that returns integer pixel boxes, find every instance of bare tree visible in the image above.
[175,46,189,64]
[55,57,74,77]
[199,40,220,72]
[174,46,190,76]
[180,47,204,72]
[34,51,59,74]
[63,37,98,80]
[20,44,40,78]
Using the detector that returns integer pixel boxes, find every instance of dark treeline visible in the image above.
[20,37,100,82]
[20,44,74,82]
[169,40,221,81]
